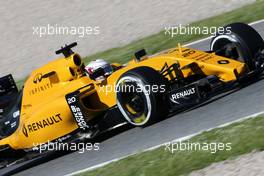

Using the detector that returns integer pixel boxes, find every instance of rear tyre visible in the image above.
[210,22,264,70]
[116,67,168,126]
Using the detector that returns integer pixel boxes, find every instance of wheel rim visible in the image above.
[116,76,151,126]
[211,35,247,62]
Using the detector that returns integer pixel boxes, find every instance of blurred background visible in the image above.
[0,0,254,79]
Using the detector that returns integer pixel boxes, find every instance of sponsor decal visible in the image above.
[33,72,55,84]
[170,87,196,104]
[13,110,20,118]
[30,72,56,95]
[22,125,28,137]
[3,110,20,130]
[22,113,62,137]
[29,83,53,95]
[182,50,195,57]
[33,73,44,84]
[192,53,213,62]
[56,134,72,143]
[218,60,230,64]
[67,96,90,130]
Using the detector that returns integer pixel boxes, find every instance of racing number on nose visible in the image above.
[67,96,76,104]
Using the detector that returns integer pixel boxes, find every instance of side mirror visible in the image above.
[134,49,147,61]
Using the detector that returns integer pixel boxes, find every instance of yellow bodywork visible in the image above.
[0,46,246,150]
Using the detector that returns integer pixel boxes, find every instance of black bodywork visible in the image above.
[0,75,21,138]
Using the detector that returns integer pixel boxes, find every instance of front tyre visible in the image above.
[116,67,168,126]
[210,22,264,70]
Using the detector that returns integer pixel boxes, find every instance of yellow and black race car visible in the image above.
[0,23,264,168]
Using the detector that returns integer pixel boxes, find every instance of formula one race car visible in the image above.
[1,22,264,168]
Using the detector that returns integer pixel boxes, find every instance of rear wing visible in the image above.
[0,74,18,115]
[0,74,18,96]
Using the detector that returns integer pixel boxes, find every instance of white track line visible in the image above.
[145,110,264,152]
[66,111,264,176]
[151,19,264,57]
[65,19,264,176]
[184,19,264,47]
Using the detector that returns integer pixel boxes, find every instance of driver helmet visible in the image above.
[85,59,113,77]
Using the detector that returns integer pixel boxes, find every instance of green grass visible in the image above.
[79,115,264,176]
[83,0,264,65]
[16,77,27,89]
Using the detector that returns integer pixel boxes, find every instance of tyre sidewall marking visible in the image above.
[116,75,152,126]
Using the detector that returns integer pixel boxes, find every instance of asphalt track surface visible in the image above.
[1,21,264,176]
